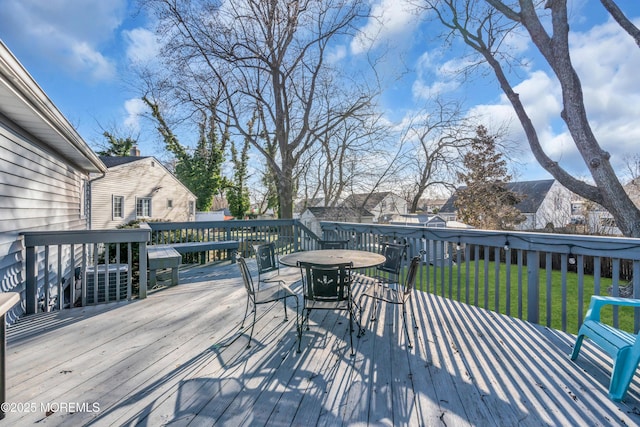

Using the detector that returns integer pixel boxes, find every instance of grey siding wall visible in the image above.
[0,115,87,321]
[91,157,196,229]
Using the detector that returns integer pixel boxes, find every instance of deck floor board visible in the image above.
[6,261,640,426]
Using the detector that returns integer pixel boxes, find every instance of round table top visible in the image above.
[279,249,386,269]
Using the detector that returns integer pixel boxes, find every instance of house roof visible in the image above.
[439,179,556,214]
[305,206,373,220]
[342,192,394,210]
[100,156,151,168]
[97,155,196,199]
[0,41,105,173]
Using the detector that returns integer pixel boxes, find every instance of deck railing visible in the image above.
[21,229,150,315]
[319,221,640,334]
[145,219,321,259]
[18,219,640,335]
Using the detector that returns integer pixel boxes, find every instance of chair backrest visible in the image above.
[299,262,353,302]
[318,240,349,249]
[402,255,421,298]
[377,243,407,276]
[237,256,256,301]
[255,243,278,276]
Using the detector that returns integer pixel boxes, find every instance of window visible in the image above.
[189,200,195,216]
[136,197,152,218]
[167,199,173,208]
[113,196,124,219]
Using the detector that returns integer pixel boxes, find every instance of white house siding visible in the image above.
[91,157,196,229]
[0,118,88,321]
[531,181,573,230]
[371,194,408,223]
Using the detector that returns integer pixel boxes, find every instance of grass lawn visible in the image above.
[413,261,635,335]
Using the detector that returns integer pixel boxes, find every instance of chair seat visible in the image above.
[360,285,405,305]
[304,299,351,311]
[254,284,297,304]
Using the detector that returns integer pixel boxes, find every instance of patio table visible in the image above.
[279,249,386,269]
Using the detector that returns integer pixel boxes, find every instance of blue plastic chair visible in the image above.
[571,295,640,401]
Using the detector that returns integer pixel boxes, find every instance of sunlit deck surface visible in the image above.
[6,261,640,426]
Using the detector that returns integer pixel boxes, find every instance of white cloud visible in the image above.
[351,0,421,55]
[435,15,640,180]
[326,45,347,64]
[0,0,127,81]
[123,98,147,132]
[124,28,160,65]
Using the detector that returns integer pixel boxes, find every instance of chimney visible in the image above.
[130,145,140,156]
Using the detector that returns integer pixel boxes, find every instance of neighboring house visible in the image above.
[439,179,573,230]
[570,198,622,236]
[300,206,374,237]
[294,197,326,215]
[416,198,449,214]
[0,42,106,319]
[341,192,408,224]
[91,154,197,229]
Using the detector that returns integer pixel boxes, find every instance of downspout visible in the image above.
[88,172,107,230]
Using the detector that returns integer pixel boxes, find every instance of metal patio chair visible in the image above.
[298,261,357,356]
[366,242,407,321]
[237,256,300,350]
[254,242,283,290]
[318,239,349,249]
[358,255,421,348]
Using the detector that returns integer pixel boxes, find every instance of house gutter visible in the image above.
[0,41,106,174]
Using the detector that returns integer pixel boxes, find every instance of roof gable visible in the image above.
[98,155,196,198]
[440,179,556,214]
[342,192,393,210]
[99,156,151,168]
[305,206,373,219]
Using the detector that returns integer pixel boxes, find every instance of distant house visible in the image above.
[439,179,572,230]
[0,41,106,318]
[341,192,407,224]
[300,206,374,237]
[91,154,197,229]
[294,197,326,216]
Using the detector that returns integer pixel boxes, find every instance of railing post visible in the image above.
[293,221,300,252]
[527,250,540,324]
[139,241,147,299]
[25,245,37,315]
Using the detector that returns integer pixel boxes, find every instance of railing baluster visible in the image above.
[526,250,540,324]
[546,252,552,327]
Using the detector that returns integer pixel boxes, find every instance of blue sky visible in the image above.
[1,0,640,186]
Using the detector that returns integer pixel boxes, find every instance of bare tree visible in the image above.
[141,0,376,218]
[297,99,391,209]
[418,0,640,236]
[400,99,474,212]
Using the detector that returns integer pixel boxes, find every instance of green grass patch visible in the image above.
[410,261,635,335]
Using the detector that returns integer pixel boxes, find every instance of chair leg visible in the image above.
[402,304,412,349]
[295,298,302,353]
[283,297,288,322]
[241,297,250,329]
[247,306,257,348]
[571,334,585,360]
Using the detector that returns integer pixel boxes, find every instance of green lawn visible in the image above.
[412,261,635,335]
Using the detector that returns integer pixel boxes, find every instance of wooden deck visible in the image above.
[5,261,640,426]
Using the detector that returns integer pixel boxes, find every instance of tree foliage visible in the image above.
[97,132,136,157]
[143,97,226,212]
[226,122,251,219]
[420,0,640,236]
[455,126,524,230]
